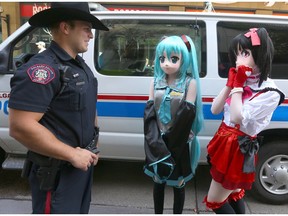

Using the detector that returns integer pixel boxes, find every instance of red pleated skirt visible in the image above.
[207,122,257,190]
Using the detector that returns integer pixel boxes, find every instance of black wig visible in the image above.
[228,28,274,87]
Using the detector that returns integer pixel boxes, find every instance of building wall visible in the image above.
[102,1,288,14]
[0,2,20,40]
[0,2,288,41]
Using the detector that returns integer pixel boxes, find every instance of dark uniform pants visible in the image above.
[29,163,94,214]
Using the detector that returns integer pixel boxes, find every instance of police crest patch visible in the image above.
[27,64,55,84]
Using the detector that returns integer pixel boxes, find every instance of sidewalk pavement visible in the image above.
[0,164,288,214]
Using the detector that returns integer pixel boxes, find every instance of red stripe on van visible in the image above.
[97,95,288,104]
[98,95,214,102]
[202,98,214,103]
[98,95,149,101]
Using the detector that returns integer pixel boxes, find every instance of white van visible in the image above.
[0,11,287,204]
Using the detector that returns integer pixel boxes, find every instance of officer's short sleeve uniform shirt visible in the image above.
[9,41,98,148]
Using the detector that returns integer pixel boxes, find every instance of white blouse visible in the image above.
[223,78,281,137]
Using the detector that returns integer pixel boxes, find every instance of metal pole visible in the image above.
[5,14,10,36]
[1,14,10,36]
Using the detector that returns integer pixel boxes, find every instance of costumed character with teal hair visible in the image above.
[143,35,204,214]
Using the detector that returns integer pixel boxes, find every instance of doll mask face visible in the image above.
[159,51,181,76]
[235,47,257,72]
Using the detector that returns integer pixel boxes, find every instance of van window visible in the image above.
[12,27,51,69]
[96,19,206,77]
[217,21,288,79]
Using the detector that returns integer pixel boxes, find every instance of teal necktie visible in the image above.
[158,87,172,124]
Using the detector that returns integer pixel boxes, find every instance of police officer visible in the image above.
[8,2,108,214]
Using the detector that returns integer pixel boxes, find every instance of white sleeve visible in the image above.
[240,91,280,136]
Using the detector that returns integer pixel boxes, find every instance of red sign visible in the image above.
[107,7,167,11]
[21,4,168,18]
[21,3,50,18]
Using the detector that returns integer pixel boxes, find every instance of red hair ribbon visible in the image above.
[244,28,261,46]
[181,35,191,52]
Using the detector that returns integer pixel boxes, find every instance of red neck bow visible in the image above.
[226,86,253,105]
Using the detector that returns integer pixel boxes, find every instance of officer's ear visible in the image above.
[59,21,70,35]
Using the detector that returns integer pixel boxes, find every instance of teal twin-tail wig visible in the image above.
[154,35,204,174]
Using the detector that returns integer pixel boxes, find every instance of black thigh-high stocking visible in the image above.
[229,198,245,214]
[153,182,166,214]
[228,190,246,214]
[213,202,236,214]
[173,186,185,214]
[204,196,235,214]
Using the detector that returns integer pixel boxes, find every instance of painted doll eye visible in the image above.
[159,56,165,63]
[171,56,180,64]
[241,50,251,58]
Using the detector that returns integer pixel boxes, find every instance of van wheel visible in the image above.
[251,141,288,204]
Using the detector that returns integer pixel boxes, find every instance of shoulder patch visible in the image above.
[26,64,56,85]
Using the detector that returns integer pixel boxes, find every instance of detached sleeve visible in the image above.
[162,100,196,162]
[143,100,171,165]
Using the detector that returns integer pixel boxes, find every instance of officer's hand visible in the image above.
[92,153,100,166]
[92,141,100,166]
[70,147,97,171]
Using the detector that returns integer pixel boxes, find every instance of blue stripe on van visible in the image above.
[271,106,288,121]
[97,101,288,121]
[98,102,145,118]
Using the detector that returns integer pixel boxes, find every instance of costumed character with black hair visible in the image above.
[203,28,285,214]
[143,35,204,214]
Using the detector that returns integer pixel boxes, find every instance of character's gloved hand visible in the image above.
[226,67,237,88]
[233,65,253,88]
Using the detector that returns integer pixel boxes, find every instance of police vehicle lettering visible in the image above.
[0,100,9,115]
